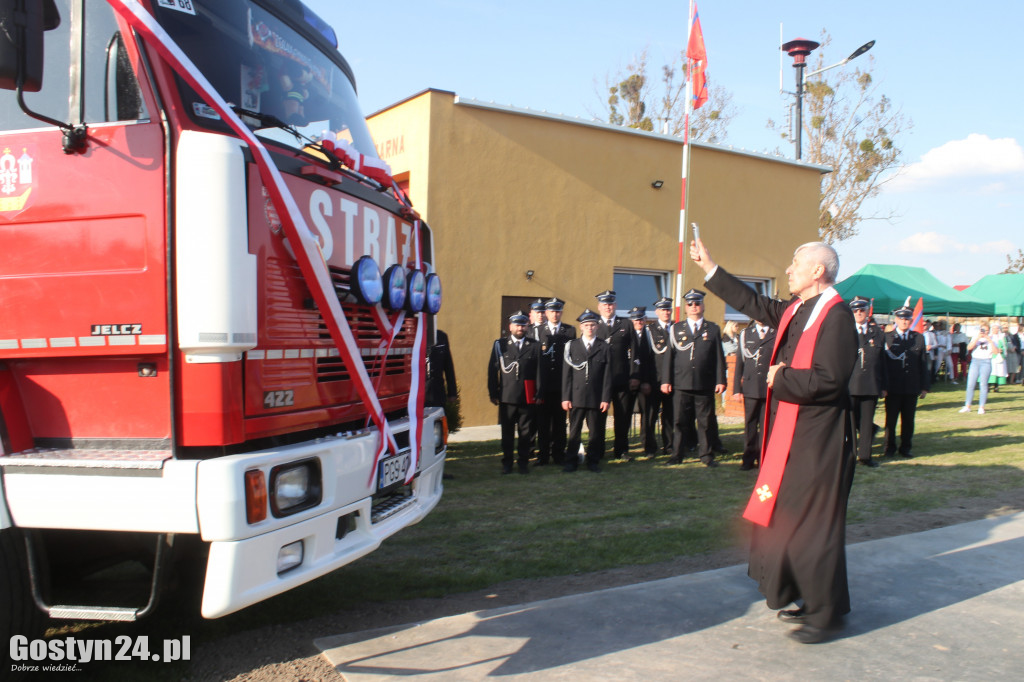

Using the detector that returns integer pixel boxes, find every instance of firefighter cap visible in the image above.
[577,309,600,324]
[849,296,870,311]
[653,296,673,310]
[893,306,914,319]
[683,288,706,303]
[595,290,616,303]
[544,297,565,311]
[529,298,546,311]
[508,310,529,325]
[628,306,647,320]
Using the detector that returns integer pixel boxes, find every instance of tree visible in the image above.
[769,32,911,243]
[600,48,736,143]
[1003,248,1024,274]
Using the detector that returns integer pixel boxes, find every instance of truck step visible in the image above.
[0,448,171,470]
[45,605,140,622]
[370,493,416,524]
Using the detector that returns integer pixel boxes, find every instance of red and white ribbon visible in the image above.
[106,0,428,476]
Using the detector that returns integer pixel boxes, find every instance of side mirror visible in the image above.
[0,0,60,92]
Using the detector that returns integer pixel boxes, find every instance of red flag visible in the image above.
[911,297,924,333]
[687,6,708,109]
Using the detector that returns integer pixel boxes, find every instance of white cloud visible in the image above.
[888,134,1024,192]
[897,231,1015,256]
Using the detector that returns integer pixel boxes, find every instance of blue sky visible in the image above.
[308,0,1023,288]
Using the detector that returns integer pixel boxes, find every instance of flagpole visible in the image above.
[675,0,696,321]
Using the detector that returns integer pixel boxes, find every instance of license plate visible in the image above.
[378,452,411,489]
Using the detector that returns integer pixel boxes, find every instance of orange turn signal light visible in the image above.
[245,469,267,524]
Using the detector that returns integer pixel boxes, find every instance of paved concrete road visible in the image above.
[317,512,1024,681]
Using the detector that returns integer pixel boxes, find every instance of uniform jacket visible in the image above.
[734,325,776,399]
[536,322,576,394]
[425,329,458,407]
[487,336,544,405]
[848,322,887,396]
[883,330,930,395]
[595,316,639,390]
[630,326,657,385]
[657,318,727,392]
[561,337,612,408]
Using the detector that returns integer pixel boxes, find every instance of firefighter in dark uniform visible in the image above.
[625,306,658,458]
[646,297,675,455]
[658,288,727,467]
[528,298,546,337]
[535,297,576,465]
[882,304,930,458]
[594,290,639,460]
[562,309,612,473]
[487,310,544,474]
[848,297,887,468]
[732,319,775,470]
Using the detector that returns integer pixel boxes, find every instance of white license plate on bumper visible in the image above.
[378,451,411,489]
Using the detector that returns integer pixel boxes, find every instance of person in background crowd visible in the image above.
[488,311,544,474]
[848,297,887,468]
[882,304,930,459]
[1005,323,1021,386]
[1012,324,1024,385]
[658,288,726,468]
[627,306,658,458]
[594,290,640,461]
[732,318,775,470]
[426,329,458,409]
[988,322,1009,392]
[949,322,968,384]
[933,321,952,382]
[923,321,938,379]
[960,322,997,414]
[647,297,675,456]
[562,309,612,473]
[535,297,575,466]
[528,299,546,333]
[691,237,857,645]
[721,320,741,408]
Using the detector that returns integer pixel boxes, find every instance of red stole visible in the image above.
[742,291,843,527]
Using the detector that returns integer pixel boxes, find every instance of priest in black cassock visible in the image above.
[691,237,858,644]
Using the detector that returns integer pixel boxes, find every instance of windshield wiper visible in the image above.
[230,105,298,134]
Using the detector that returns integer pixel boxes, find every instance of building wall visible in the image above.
[368,90,825,427]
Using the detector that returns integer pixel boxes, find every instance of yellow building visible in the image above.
[367,90,828,427]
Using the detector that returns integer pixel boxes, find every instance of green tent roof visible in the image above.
[835,264,994,317]
[964,273,1024,317]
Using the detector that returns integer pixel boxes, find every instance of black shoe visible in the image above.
[739,463,755,471]
[858,459,880,468]
[518,464,530,474]
[712,445,728,454]
[883,450,896,458]
[665,456,682,465]
[501,466,513,475]
[533,459,548,467]
[899,451,913,459]
[787,625,836,644]
[776,608,806,624]
[562,463,578,472]
[703,459,719,468]
[586,462,602,473]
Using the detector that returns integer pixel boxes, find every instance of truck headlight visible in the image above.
[270,459,322,517]
[277,540,304,574]
[406,269,426,312]
[351,256,383,305]
[425,274,442,314]
[434,418,447,454]
[382,264,407,310]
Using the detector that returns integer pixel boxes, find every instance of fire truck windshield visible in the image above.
[155,0,379,159]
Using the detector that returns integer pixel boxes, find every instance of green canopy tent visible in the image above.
[834,264,995,317]
[964,273,1024,317]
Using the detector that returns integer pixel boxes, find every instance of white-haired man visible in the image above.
[691,238,858,644]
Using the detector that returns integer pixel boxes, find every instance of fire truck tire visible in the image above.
[1,527,47,644]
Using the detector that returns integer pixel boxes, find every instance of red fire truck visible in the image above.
[0,0,446,640]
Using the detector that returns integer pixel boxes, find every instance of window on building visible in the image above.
[724,276,775,322]
[612,269,669,317]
